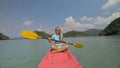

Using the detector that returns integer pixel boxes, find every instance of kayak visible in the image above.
[38,50,82,68]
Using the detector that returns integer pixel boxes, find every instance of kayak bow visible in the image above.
[38,50,82,68]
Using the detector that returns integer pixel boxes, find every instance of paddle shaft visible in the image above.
[46,38,74,45]
[53,40,73,45]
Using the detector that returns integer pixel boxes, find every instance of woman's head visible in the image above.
[55,26,61,35]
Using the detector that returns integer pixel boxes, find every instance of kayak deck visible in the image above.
[38,50,82,68]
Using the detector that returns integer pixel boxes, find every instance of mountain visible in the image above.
[63,30,84,37]
[0,33,9,40]
[84,29,102,36]
[99,17,120,36]
[63,29,102,37]
[34,31,50,38]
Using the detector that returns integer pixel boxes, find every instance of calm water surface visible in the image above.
[0,36,120,68]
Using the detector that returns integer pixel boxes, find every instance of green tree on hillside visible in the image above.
[34,31,50,38]
[99,17,120,36]
[0,33,9,40]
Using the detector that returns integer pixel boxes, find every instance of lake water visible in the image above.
[0,36,120,68]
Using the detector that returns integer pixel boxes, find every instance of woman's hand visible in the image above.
[65,41,69,44]
[48,38,52,43]
[62,40,68,44]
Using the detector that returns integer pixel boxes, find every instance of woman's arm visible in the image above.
[62,37,68,44]
[48,37,52,43]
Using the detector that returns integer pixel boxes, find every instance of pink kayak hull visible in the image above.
[38,50,82,68]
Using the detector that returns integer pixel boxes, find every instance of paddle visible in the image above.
[21,29,42,39]
[20,29,83,48]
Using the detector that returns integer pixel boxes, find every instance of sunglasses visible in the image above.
[55,29,61,31]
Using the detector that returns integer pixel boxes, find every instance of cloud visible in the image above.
[80,16,93,21]
[37,29,43,31]
[95,12,120,24]
[80,12,120,29]
[23,20,32,26]
[102,0,120,10]
[81,12,120,24]
[62,12,120,32]
[62,16,95,32]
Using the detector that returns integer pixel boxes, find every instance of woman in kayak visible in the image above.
[48,26,69,53]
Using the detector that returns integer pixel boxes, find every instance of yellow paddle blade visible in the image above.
[73,43,83,48]
[21,30,42,39]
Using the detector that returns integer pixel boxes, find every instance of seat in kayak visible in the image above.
[38,50,82,68]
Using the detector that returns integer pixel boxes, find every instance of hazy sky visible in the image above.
[0,0,120,38]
